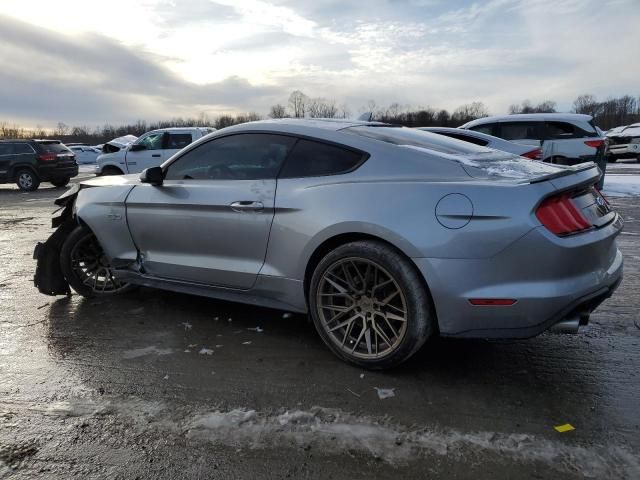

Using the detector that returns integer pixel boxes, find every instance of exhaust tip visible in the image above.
[549,317,581,334]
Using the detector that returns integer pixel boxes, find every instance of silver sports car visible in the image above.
[34,119,624,369]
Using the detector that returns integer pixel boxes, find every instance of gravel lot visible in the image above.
[1,163,639,479]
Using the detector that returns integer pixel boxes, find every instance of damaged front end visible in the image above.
[33,185,81,296]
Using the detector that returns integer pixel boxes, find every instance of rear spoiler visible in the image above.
[529,162,599,184]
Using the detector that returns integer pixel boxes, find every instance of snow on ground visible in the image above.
[603,174,640,197]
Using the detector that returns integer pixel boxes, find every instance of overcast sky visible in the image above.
[0,0,638,128]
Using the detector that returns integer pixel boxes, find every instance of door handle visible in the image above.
[152,154,161,157]
[230,201,264,212]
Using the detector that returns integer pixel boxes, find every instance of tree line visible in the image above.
[1,92,638,144]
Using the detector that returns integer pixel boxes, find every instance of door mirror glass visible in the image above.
[140,166,164,185]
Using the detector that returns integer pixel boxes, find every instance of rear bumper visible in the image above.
[38,162,79,181]
[414,215,624,338]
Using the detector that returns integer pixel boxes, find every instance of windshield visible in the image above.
[343,126,491,155]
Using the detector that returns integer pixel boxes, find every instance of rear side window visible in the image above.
[36,142,70,154]
[0,144,14,155]
[498,122,540,141]
[14,144,34,154]
[279,139,366,178]
[438,132,489,146]
[469,124,494,135]
[546,122,575,139]
[166,133,192,150]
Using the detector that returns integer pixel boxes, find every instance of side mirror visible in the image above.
[129,143,146,152]
[140,166,164,186]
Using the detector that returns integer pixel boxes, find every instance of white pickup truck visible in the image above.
[96,127,214,175]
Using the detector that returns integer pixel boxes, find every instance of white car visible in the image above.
[460,113,605,165]
[606,124,640,162]
[96,128,214,175]
[416,127,542,159]
[68,145,101,164]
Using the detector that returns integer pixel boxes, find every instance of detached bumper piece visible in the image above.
[33,221,75,296]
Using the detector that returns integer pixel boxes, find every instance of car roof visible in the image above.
[461,113,593,129]
[148,126,214,133]
[218,118,391,134]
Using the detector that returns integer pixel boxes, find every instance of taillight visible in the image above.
[37,153,57,162]
[584,139,604,148]
[536,193,592,236]
[521,148,542,160]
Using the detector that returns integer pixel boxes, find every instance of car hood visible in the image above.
[81,174,141,187]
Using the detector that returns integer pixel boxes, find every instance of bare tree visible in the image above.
[288,91,308,118]
[55,122,70,136]
[268,104,288,118]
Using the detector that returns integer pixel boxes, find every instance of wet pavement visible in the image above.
[1,166,639,479]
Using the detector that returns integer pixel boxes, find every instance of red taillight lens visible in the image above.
[536,193,592,235]
[521,148,542,160]
[37,153,57,162]
[584,140,604,148]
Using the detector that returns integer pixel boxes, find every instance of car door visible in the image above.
[125,133,297,289]
[125,132,166,173]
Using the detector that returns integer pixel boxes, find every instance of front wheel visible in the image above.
[309,241,435,369]
[60,225,135,297]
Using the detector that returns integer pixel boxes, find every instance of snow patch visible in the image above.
[199,348,214,355]
[374,388,396,399]
[603,174,640,197]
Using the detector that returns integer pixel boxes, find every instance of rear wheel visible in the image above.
[51,178,70,188]
[60,225,135,298]
[309,241,435,369]
[15,169,40,191]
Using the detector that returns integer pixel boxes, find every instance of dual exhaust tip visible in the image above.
[549,314,590,334]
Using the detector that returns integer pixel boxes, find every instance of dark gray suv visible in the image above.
[0,140,78,191]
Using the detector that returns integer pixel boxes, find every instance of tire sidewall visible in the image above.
[309,241,434,369]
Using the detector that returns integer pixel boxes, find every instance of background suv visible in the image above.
[460,113,605,165]
[0,139,78,191]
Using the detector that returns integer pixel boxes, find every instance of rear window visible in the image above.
[36,142,71,154]
[279,139,366,178]
[344,126,489,155]
[546,122,575,139]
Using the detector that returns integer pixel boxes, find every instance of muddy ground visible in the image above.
[1,165,639,479]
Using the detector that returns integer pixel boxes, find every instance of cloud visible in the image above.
[0,0,639,128]
[0,14,284,126]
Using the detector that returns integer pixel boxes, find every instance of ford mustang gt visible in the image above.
[33,119,624,369]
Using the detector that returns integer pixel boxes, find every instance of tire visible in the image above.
[100,166,124,176]
[60,225,135,298]
[308,240,435,369]
[51,178,70,188]
[15,169,40,191]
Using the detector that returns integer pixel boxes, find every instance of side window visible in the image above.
[439,132,489,146]
[165,133,193,150]
[14,144,34,154]
[498,122,540,141]
[135,133,164,150]
[470,124,494,136]
[546,122,575,139]
[0,144,14,155]
[279,139,366,178]
[164,134,296,181]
